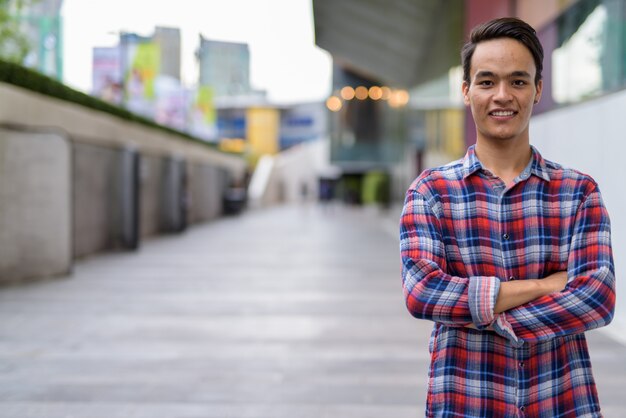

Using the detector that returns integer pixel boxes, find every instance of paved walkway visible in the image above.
[0,204,624,417]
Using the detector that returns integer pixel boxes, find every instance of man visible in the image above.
[400,17,615,417]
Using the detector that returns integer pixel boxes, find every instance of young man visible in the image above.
[400,17,615,417]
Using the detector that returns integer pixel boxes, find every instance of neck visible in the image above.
[474,138,532,185]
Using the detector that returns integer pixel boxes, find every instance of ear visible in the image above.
[534,79,543,104]
[462,81,470,106]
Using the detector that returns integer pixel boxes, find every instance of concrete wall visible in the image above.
[72,142,119,258]
[531,88,626,340]
[0,128,71,283]
[71,144,229,258]
[189,163,226,223]
[0,83,247,176]
[0,82,247,283]
[139,153,166,239]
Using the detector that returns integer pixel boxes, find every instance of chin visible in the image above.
[479,132,516,142]
[484,129,524,141]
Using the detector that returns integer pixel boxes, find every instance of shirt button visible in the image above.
[502,233,510,240]
[520,406,526,412]
[519,361,524,368]
[509,276,516,281]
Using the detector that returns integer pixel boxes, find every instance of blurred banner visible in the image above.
[92,46,122,104]
[125,43,160,118]
[155,77,190,132]
[188,85,217,142]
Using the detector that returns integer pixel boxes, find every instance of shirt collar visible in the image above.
[461,145,483,178]
[461,144,551,182]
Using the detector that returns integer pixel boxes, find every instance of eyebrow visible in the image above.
[510,71,532,78]
[474,70,532,79]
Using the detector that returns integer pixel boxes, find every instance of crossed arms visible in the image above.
[400,189,616,346]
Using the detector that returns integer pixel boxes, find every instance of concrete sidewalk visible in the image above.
[0,204,624,417]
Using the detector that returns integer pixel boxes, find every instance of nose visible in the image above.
[493,82,513,102]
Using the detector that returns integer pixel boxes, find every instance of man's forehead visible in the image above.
[474,70,533,78]
[470,38,536,76]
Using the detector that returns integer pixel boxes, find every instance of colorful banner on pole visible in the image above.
[124,42,160,118]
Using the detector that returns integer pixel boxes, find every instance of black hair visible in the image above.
[461,17,544,86]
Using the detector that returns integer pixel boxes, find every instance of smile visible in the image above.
[490,110,516,116]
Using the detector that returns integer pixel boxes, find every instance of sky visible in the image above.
[60,0,333,105]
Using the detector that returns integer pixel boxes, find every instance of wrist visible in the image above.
[495,279,548,314]
[538,278,564,296]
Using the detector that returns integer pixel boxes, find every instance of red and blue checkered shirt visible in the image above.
[400,145,615,417]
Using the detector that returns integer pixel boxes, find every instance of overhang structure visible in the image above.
[312,0,465,89]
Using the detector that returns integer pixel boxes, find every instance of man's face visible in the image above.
[462,38,542,145]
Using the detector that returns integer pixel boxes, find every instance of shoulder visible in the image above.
[407,157,466,197]
[543,157,599,196]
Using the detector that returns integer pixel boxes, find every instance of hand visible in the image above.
[465,323,494,331]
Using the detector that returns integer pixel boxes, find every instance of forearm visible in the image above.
[494,271,567,314]
[464,272,566,331]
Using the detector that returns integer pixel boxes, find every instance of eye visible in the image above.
[477,80,493,87]
[512,80,527,87]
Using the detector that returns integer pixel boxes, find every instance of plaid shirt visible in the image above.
[400,145,615,417]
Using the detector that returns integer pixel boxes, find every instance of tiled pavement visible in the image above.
[0,203,624,418]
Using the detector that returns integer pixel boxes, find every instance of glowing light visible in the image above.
[355,86,369,100]
[389,89,410,107]
[368,86,383,100]
[326,96,343,112]
[340,86,355,100]
[381,86,392,100]
[395,89,410,106]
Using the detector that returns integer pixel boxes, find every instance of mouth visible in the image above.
[489,110,517,117]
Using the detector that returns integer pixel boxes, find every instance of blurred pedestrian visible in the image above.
[399,17,615,417]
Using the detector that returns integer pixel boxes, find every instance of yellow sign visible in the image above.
[246,107,279,156]
[219,138,247,154]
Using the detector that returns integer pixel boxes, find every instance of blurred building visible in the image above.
[190,35,326,156]
[196,37,251,98]
[153,26,181,81]
[215,100,327,164]
[15,0,64,79]
[313,0,466,205]
[279,102,327,150]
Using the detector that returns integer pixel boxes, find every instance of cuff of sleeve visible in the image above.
[468,276,500,328]
[492,313,524,348]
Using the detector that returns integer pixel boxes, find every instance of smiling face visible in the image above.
[463,37,543,146]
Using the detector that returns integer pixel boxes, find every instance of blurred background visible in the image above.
[1,0,625,416]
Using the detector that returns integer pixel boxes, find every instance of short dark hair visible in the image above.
[461,17,544,86]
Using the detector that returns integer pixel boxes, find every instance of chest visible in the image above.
[434,179,584,277]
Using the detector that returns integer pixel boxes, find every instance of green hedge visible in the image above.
[0,59,224,151]
[361,170,391,206]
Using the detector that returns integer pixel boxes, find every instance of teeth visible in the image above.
[492,111,514,116]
